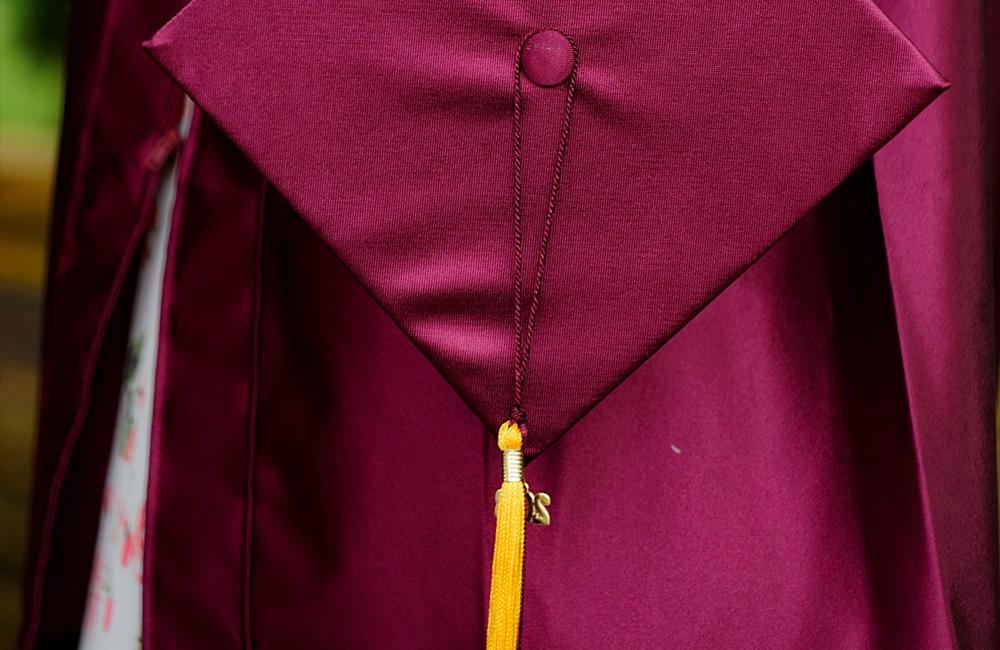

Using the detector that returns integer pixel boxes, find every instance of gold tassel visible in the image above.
[486,420,526,650]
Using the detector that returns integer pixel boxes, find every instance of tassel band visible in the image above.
[502,449,523,482]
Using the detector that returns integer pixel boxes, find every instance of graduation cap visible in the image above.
[145,1,944,644]
[147,0,943,458]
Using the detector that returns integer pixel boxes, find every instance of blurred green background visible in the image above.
[0,0,68,646]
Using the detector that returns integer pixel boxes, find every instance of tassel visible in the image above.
[486,420,526,650]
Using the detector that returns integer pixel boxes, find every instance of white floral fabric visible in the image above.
[78,100,193,650]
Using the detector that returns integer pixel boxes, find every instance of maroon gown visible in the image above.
[22,0,998,648]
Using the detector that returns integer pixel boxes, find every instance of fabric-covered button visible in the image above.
[522,30,574,87]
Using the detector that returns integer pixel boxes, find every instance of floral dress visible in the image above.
[78,100,193,650]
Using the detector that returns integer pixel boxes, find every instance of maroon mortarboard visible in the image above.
[146,0,943,458]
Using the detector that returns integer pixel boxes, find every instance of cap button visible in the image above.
[521,30,574,87]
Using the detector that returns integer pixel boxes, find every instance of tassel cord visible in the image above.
[486,30,580,650]
[510,29,580,425]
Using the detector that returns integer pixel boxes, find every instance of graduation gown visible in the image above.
[21,0,998,648]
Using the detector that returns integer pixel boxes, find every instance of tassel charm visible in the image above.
[486,421,529,650]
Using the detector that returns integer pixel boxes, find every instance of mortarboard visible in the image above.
[145,1,945,644]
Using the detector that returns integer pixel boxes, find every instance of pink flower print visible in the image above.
[102,596,114,632]
[135,385,146,409]
[123,425,137,463]
[121,532,135,568]
[119,513,141,569]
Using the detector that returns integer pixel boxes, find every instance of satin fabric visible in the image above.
[21,0,997,648]
[145,0,945,454]
[871,1,999,645]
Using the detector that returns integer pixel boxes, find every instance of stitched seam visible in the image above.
[241,178,267,650]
